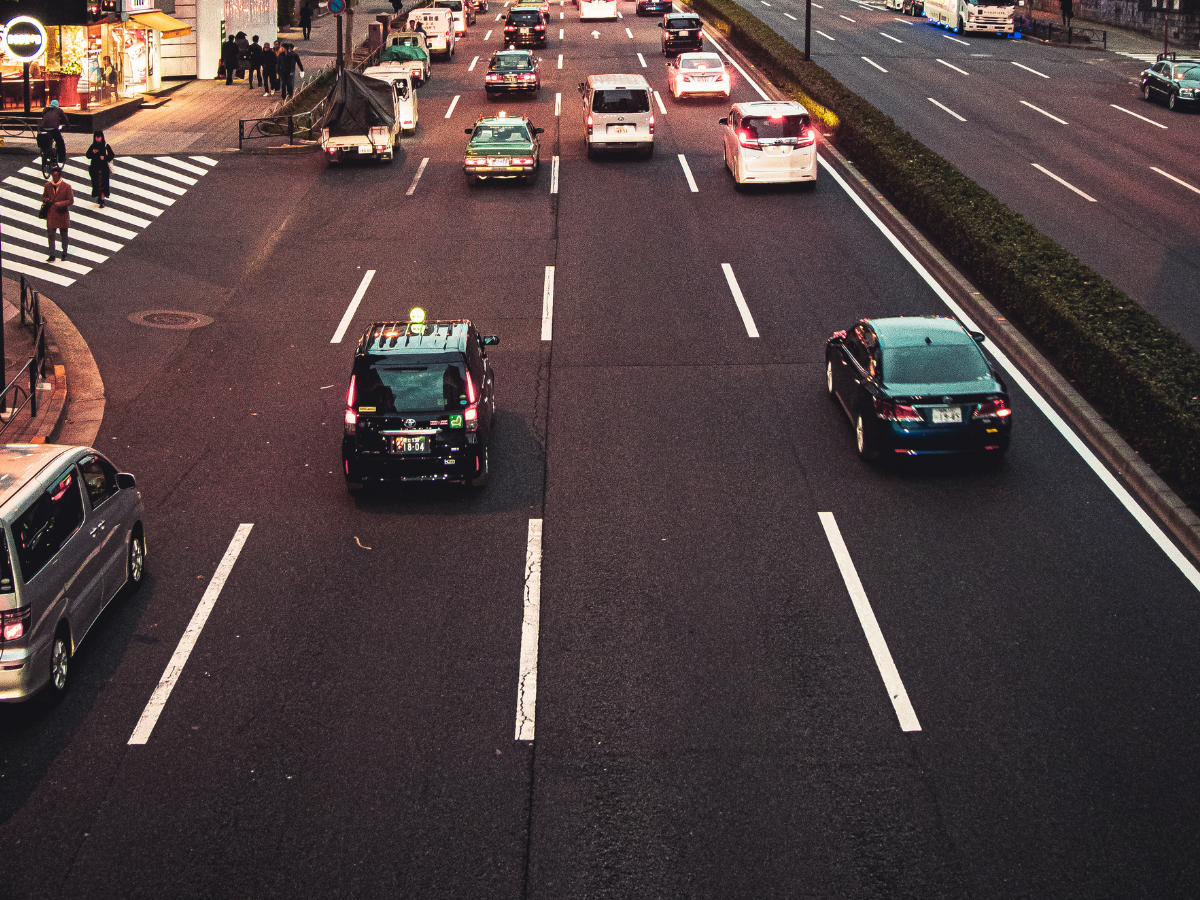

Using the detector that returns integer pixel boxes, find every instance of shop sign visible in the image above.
[2,16,48,62]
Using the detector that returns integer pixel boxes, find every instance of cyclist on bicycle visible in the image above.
[38,100,70,169]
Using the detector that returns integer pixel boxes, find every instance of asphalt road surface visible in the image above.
[727,0,1200,350]
[2,3,1200,898]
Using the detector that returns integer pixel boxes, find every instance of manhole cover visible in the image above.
[128,310,214,330]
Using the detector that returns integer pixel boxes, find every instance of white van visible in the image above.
[718,100,817,188]
[407,7,457,58]
[362,65,419,133]
[579,74,655,158]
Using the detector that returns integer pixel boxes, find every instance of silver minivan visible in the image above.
[580,74,655,158]
[0,444,146,702]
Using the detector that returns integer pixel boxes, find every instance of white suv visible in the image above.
[719,100,817,188]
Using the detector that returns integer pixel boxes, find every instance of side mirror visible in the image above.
[970,331,986,344]
[658,22,663,27]
[482,335,500,345]
[465,128,474,134]
[718,117,728,125]
[535,127,544,134]
[117,472,137,490]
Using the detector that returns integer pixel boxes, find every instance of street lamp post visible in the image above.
[805,0,812,60]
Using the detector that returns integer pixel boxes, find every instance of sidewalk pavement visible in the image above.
[1026,7,1185,55]
[1,276,66,445]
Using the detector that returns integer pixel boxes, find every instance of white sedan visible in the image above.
[665,52,730,99]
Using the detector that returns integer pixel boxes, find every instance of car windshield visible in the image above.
[882,344,991,385]
[592,89,650,113]
[508,10,542,23]
[472,123,531,142]
[681,56,722,69]
[492,54,533,70]
[666,16,699,27]
[359,356,468,413]
[434,1,462,9]
[741,114,808,140]
[1175,64,1200,80]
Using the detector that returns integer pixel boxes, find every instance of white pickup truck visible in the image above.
[319,70,402,164]
[361,64,419,134]
[382,31,431,87]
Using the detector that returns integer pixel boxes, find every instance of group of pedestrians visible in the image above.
[221,33,305,99]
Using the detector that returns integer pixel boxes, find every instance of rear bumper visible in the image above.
[588,136,653,148]
[465,162,538,177]
[504,33,548,44]
[345,447,482,483]
[882,419,1011,454]
[664,38,703,52]
[486,82,540,93]
[0,644,44,702]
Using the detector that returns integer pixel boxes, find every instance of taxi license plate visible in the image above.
[931,407,962,424]
[357,145,372,154]
[489,157,508,165]
[505,75,517,82]
[393,436,429,454]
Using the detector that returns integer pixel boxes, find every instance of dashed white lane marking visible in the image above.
[445,94,460,118]
[626,26,634,37]
[784,10,797,18]
[1032,163,1095,201]
[617,9,623,15]
[1012,60,1049,78]
[706,31,770,100]
[1151,166,1200,195]
[721,263,759,338]
[678,154,698,191]
[819,512,921,733]
[406,157,429,195]
[560,11,564,19]
[943,33,969,45]
[927,97,966,121]
[812,2,823,6]
[761,1,771,5]
[331,270,377,343]
[468,54,480,71]
[485,28,493,38]
[935,58,969,75]
[893,15,914,22]
[839,13,856,20]
[542,265,555,340]
[496,11,504,19]
[862,56,888,72]
[1020,100,1068,124]
[555,91,562,115]
[816,29,836,40]
[514,518,544,741]
[654,89,667,113]
[551,155,560,193]
[128,524,254,745]
[638,51,647,66]
[880,30,903,42]
[1111,104,1167,128]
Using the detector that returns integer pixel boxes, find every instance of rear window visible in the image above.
[592,89,650,113]
[491,54,533,70]
[666,16,699,28]
[680,56,722,70]
[508,10,542,24]
[471,123,531,142]
[358,355,469,413]
[741,114,809,141]
[434,0,463,8]
[882,344,991,385]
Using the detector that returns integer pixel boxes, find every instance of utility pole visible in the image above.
[805,0,812,59]
[337,13,344,68]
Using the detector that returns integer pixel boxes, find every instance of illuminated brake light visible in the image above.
[973,398,1012,419]
[3,619,24,642]
[737,129,759,149]
[649,113,655,135]
[466,373,478,404]
[344,375,358,435]
[875,398,922,421]
[796,127,816,147]
[586,113,593,136]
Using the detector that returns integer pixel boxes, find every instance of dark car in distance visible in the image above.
[636,0,671,15]
[343,309,499,489]
[1141,58,1199,111]
[826,316,1012,460]
[503,6,549,46]
[660,13,703,55]
[485,49,541,98]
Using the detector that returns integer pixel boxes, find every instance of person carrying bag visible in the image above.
[85,130,115,208]
[41,168,74,262]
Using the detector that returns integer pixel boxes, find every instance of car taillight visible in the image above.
[520,73,537,81]
[796,126,816,147]
[464,375,480,432]
[973,398,1012,419]
[649,113,655,135]
[1,606,31,643]
[344,375,357,435]
[875,398,922,421]
[535,23,545,29]
[513,156,534,164]
[486,73,502,81]
[586,113,593,136]
[504,24,516,30]
[737,129,759,149]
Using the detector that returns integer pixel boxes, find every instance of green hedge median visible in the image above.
[690,0,1200,502]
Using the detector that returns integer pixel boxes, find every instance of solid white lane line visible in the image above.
[154,156,210,177]
[555,91,562,115]
[445,95,460,118]
[128,524,254,745]
[819,512,921,733]
[1020,100,1067,124]
[821,152,1200,593]
[816,29,836,40]
[617,9,623,15]
[638,51,647,66]
[706,32,770,100]
[514,518,544,741]
[121,157,198,185]
[1111,104,1167,128]
[406,157,429,195]
[468,54,480,71]
[784,11,797,18]
[626,26,634,37]
[558,53,563,68]
[812,2,822,6]
[721,263,759,338]
[936,58,969,75]
[1012,60,1049,78]
[654,89,667,113]
[330,270,377,343]
[880,31,903,42]
[542,266,554,341]
[189,155,219,166]
[927,97,966,121]
[2,223,108,263]
[3,241,92,274]
[678,154,698,191]
[863,56,888,72]
[1151,166,1200,195]
[943,33,969,45]
[839,13,856,21]
[551,155,560,193]
[0,203,124,251]
[1032,163,1095,201]
[0,258,75,287]
[485,28,493,38]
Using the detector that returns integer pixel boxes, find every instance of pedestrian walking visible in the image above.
[85,131,114,208]
[1061,0,1073,27]
[261,42,278,96]
[300,3,314,40]
[278,43,305,101]
[235,31,251,80]
[248,35,263,89]
[41,168,73,262]
[222,34,239,84]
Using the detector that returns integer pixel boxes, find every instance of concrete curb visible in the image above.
[705,22,1200,567]
[39,296,105,448]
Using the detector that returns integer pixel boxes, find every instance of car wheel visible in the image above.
[470,445,491,488]
[1143,82,1153,101]
[1169,91,1178,111]
[855,411,879,460]
[127,526,146,593]
[467,173,479,186]
[48,628,70,698]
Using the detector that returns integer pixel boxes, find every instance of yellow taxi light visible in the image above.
[498,110,507,118]
[409,307,426,323]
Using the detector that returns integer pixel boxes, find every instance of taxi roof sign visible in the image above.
[409,307,426,323]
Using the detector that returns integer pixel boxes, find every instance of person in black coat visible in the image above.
[248,35,263,89]
[235,31,251,79]
[278,44,304,100]
[300,3,314,40]
[260,43,278,96]
[222,35,239,84]
[1061,0,1073,26]
[85,131,115,208]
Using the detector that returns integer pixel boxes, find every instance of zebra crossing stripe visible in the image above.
[0,202,125,251]
[6,176,154,227]
[189,155,219,166]
[2,222,108,263]
[116,157,198,185]
[2,258,76,287]
[56,164,179,206]
[155,157,209,177]
[4,241,92,275]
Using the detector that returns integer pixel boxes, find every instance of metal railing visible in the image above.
[1021,18,1107,47]
[0,276,50,435]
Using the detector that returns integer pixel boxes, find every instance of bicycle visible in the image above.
[37,128,65,178]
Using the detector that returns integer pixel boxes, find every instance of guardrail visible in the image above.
[0,276,50,433]
[1020,18,1107,48]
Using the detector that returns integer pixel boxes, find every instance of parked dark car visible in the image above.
[1141,58,1199,111]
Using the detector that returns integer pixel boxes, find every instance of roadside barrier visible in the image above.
[0,276,50,431]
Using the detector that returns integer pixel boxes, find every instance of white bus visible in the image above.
[923,0,1016,35]
[579,0,618,20]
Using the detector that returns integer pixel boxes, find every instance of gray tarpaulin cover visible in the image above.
[322,70,397,137]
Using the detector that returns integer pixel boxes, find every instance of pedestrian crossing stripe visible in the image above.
[1115,51,1200,63]
[0,154,218,288]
